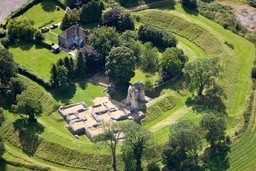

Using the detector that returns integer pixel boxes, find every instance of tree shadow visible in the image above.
[0,160,7,171]
[13,118,44,156]
[182,6,199,16]
[50,83,76,104]
[41,0,56,12]
[8,42,33,51]
[202,144,230,171]
[78,81,88,90]
[185,86,227,115]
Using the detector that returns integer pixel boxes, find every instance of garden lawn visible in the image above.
[130,69,158,87]
[8,42,66,80]
[51,82,107,106]
[22,0,64,29]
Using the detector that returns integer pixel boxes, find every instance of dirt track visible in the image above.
[0,0,28,22]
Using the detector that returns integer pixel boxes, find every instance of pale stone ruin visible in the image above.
[58,81,149,140]
[126,81,148,110]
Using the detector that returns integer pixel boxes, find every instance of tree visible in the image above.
[162,120,202,169]
[64,56,74,79]
[120,30,142,61]
[12,90,43,120]
[34,30,44,42]
[0,49,17,95]
[181,0,198,9]
[0,135,5,159]
[50,63,70,88]
[247,0,256,7]
[88,26,120,67]
[102,9,134,33]
[92,122,122,171]
[75,51,86,77]
[139,42,159,74]
[80,0,104,24]
[200,114,226,147]
[121,122,154,171]
[105,46,136,85]
[138,24,177,49]
[60,13,71,30]
[182,57,222,96]
[7,16,35,41]
[161,47,187,78]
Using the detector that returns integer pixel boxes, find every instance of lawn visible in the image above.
[8,42,67,80]
[51,82,108,105]
[130,69,159,87]
[22,0,64,29]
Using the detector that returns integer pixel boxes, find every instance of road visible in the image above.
[0,0,28,22]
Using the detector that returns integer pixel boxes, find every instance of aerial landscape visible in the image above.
[0,0,256,170]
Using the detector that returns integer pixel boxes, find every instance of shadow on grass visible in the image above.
[13,118,44,156]
[182,6,199,16]
[202,144,230,171]
[41,0,57,12]
[78,81,88,90]
[50,83,76,104]
[0,160,6,171]
[185,86,227,115]
[9,42,33,51]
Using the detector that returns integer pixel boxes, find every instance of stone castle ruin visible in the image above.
[58,81,149,140]
[126,81,146,110]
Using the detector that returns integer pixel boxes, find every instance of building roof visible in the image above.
[51,44,60,50]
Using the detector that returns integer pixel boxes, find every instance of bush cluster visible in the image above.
[138,24,177,49]
[18,64,51,88]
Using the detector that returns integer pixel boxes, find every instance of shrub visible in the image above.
[102,9,134,33]
[138,24,177,49]
[17,64,51,88]
[247,0,256,7]
[224,41,234,49]
[252,66,256,79]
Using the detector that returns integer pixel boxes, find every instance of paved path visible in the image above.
[0,0,28,22]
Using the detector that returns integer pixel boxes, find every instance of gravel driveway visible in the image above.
[0,0,28,22]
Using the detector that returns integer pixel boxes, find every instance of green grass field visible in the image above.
[22,0,64,29]
[8,42,67,80]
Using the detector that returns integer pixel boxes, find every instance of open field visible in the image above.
[8,42,67,80]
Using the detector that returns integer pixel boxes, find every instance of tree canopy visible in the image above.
[139,42,159,74]
[161,47,187,78]
[121,122,153,171]
[182,57,222,96]
[7,16,35,41]
[12,90,43,120]
[200,114,226,147]
[102,9,134,33]
[80,0,104,24]
[181,0,198,9]
[88,26,120,67]
[92,122,122,171]
[105,46,136,85]
[138,24,177,49]
[162,120,202,169]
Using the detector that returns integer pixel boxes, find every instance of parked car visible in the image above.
[41,27,49,33]
[50,24,58,29]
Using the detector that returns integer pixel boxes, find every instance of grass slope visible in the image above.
[138,5,255,131]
